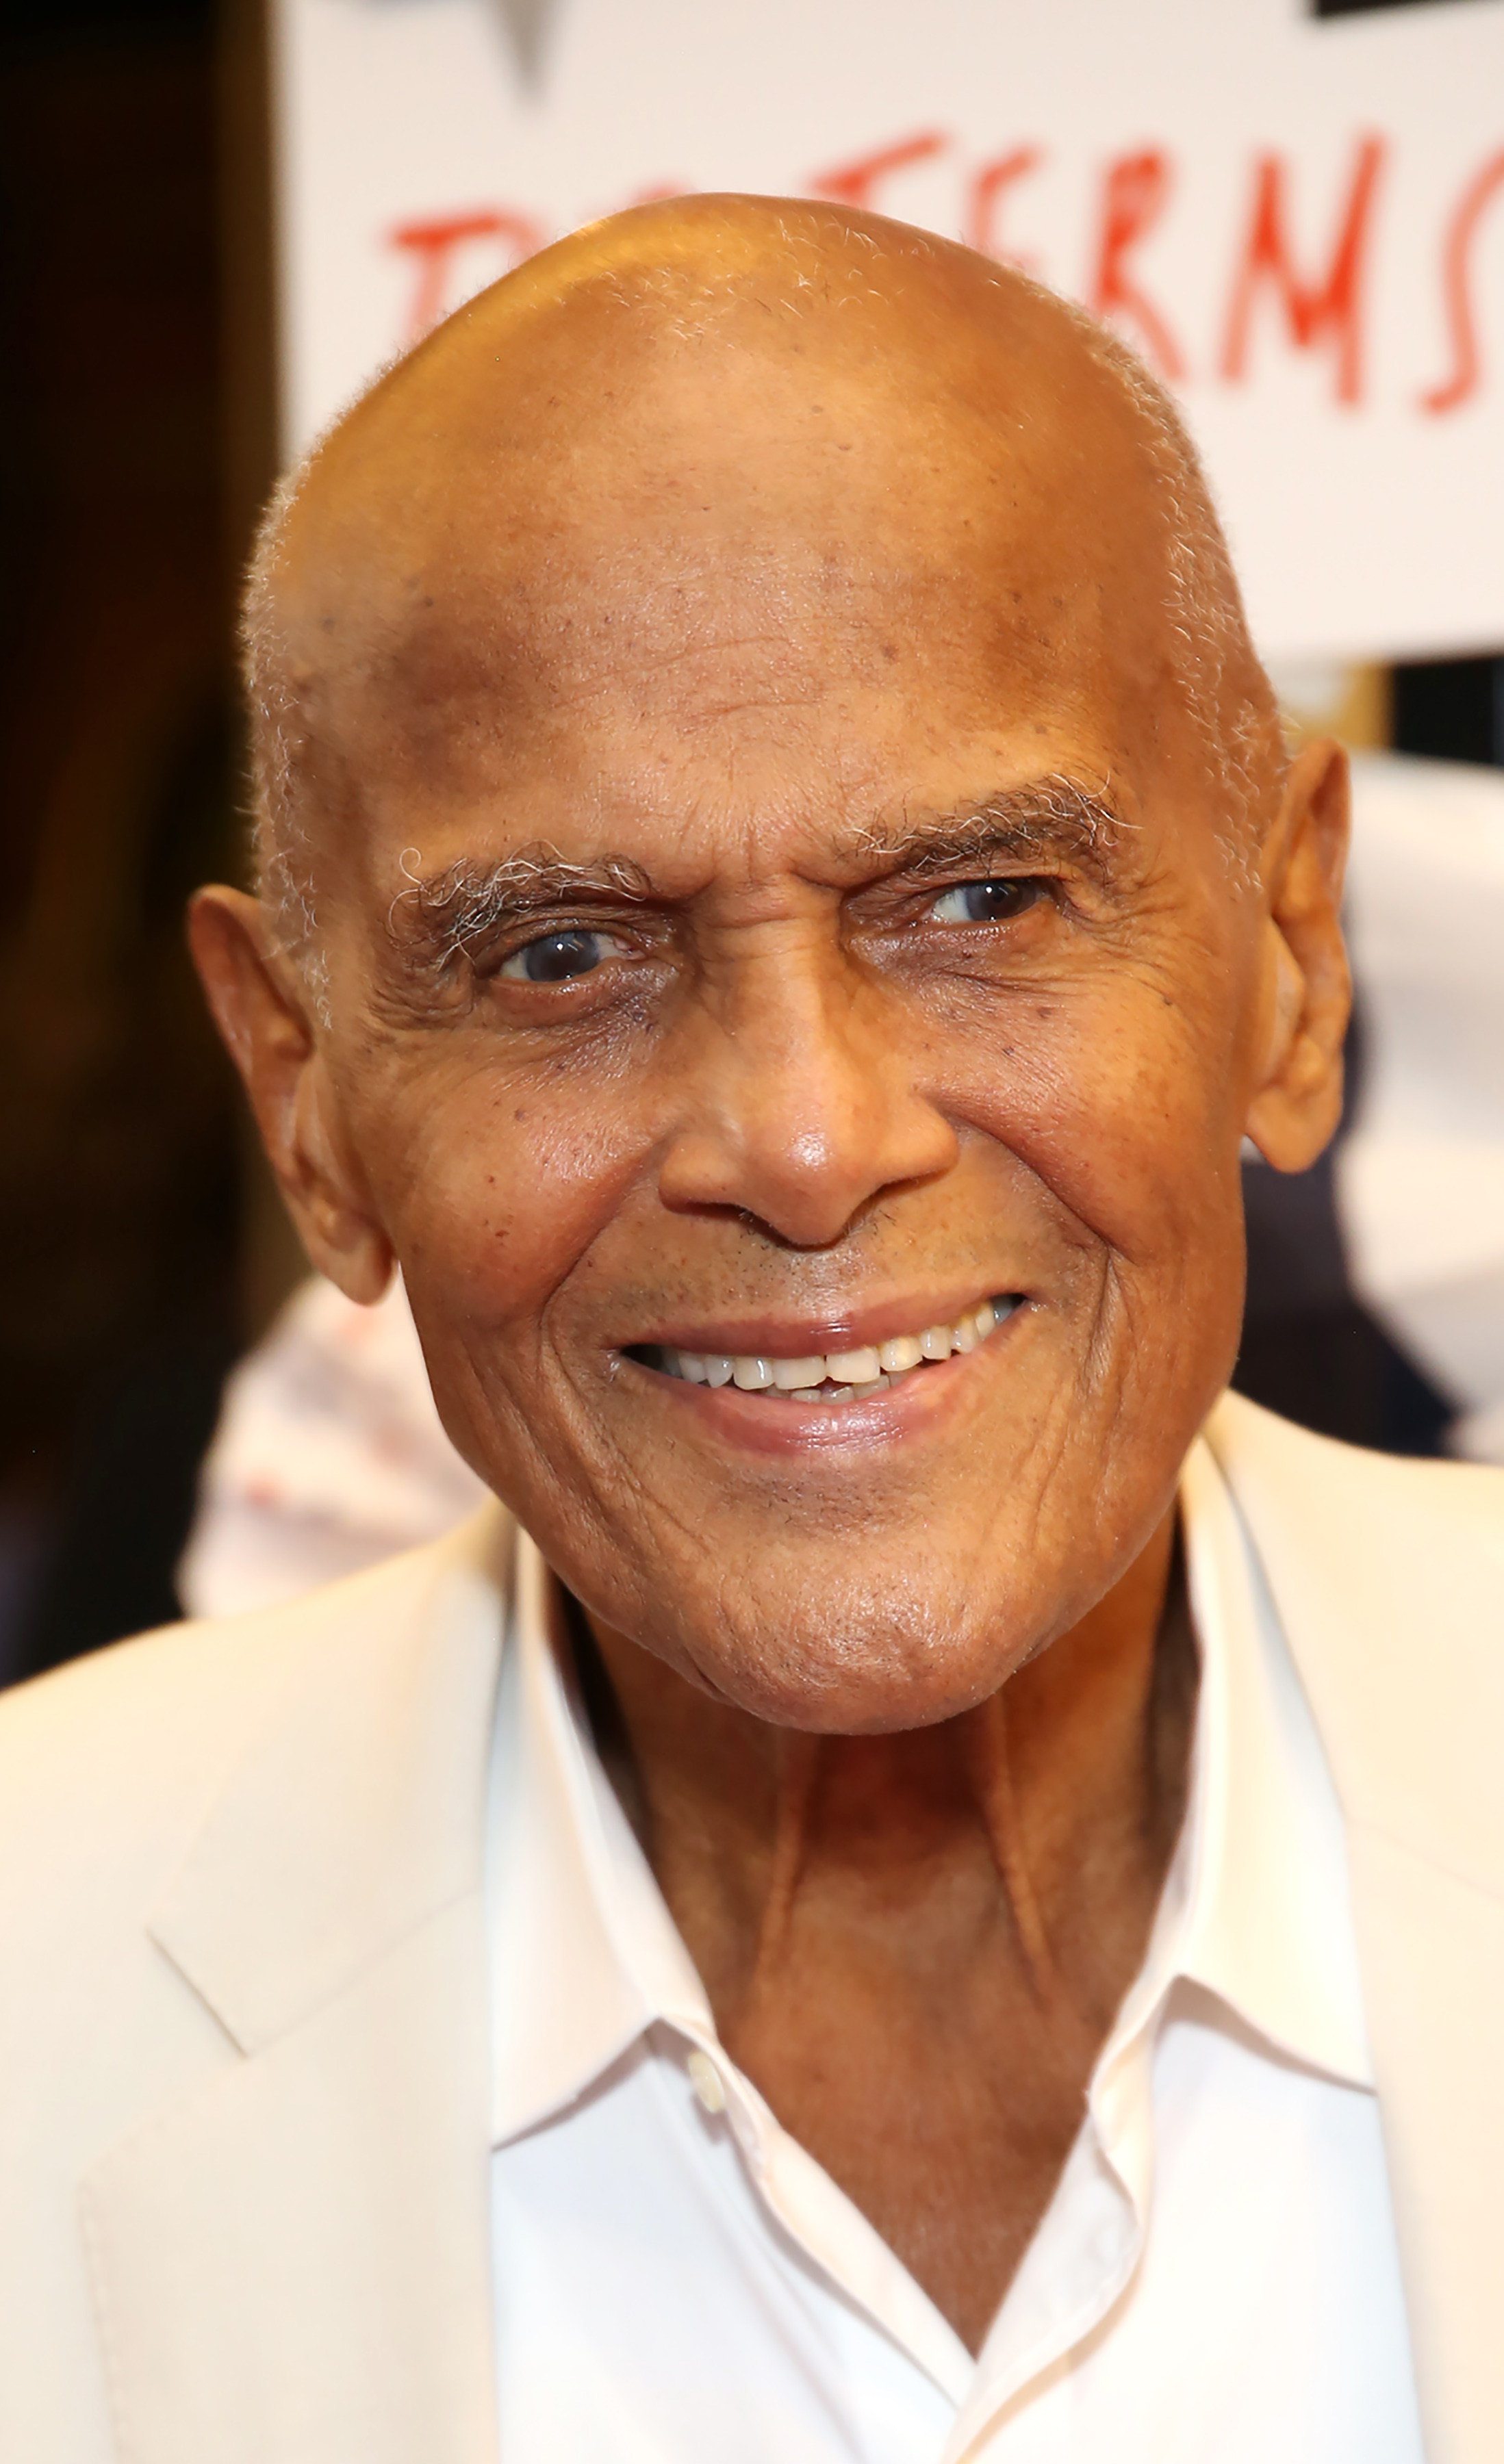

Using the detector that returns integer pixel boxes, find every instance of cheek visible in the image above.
[944,971,1248,1272]
[353,1055,652,1339]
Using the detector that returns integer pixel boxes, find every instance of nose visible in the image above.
[657,923,958,1248]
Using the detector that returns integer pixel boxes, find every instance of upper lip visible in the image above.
[617,1287,1023,1358]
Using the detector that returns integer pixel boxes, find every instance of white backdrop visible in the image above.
[272,0,1504,665]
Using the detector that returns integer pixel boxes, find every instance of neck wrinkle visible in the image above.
[969,1692,1058,2001]
[749,1732,821,1980]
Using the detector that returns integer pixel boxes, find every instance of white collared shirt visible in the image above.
[485,1437,1423,2462]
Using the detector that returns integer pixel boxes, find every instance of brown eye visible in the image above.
[928,878,1043,924]
[498,928,626,984]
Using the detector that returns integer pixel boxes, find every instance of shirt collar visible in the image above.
[485,1537,713,2144]
[486,1432,1372,2147]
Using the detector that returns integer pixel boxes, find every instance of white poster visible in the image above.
[272,0,1504,664]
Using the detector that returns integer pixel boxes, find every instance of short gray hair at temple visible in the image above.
[240,244,1279,1011]
[1058,295,1278,872]
[241,450,340,1020]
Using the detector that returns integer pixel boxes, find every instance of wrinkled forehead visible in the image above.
[271,253,1188,833]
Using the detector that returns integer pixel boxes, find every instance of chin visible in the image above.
[659,1562,1047,1735]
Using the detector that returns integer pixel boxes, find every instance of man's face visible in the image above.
[272,302,1270,1730]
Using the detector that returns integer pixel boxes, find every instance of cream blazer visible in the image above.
[2,1391,1502,2464]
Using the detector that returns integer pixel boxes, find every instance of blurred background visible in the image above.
[1,0,285,1679]
[3,0,1503,1686]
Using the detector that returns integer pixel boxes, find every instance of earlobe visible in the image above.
[187,886,394,1305]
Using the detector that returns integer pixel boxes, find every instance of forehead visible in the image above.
[279,265,1187,876]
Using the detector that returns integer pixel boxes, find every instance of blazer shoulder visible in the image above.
[0,1505,513,1926]
[1207,1387,1504,1552]
[1206,1390,1504,1874]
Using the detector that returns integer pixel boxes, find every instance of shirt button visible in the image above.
[687,2049,727,2114]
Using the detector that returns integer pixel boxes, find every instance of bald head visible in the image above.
[244,194,1277,980]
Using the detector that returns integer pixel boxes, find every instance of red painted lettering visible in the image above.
[1420,149,1504,415]
[967,148,1043,270]
[808,131,949,211]
[388,208,544,342]
[1090,151,1185,381]
[1220,135,1386,407]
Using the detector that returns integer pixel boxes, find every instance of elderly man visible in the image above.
[2,196,1501,2464]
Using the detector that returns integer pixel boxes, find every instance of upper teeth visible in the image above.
[657,1296,1017,1401]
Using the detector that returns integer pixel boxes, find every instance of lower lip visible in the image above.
[622,1311,1025,1456]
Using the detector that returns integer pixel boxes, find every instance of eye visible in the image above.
[497,927,628,984]
[928,877,1044,925]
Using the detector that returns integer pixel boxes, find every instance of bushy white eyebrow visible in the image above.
[858,775,1127,885]
[389,844,654,967]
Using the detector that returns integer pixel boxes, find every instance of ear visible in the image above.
[188,887,393,1304]
[1243,738,1353,1173]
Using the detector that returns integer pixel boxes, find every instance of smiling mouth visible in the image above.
[628,1294,1022,1406]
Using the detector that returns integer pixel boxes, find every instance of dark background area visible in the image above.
[1,0,277,1683]
[0,0,1497,1688]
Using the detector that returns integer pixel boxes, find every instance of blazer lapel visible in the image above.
[1208,1393,1504,2464]
[80,1508,512,2464]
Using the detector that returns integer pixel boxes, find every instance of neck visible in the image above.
[582,1510,1193,2044]
[575,1510,1195,2353]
